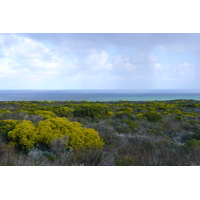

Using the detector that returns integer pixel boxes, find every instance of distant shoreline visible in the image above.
[0,90,200,101]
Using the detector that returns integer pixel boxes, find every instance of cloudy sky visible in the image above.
[0,33,200,90]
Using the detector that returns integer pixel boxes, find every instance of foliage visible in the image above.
[0,119,20,139]
[173,109,183,114]
[37,117,104,150]
[6,117,104,151]
[53,107,73,117]
[122,120,138,130]
[117,107,133,113]
[2,99,200,165]
[7,120,38,150]
[143,111,162,122]
[73,104,111,118]
[114,112,134,120]
[33,110,56,119]
[185,139,200,148]
[115,155,138,166]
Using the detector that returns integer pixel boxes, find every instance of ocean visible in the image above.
[1,90,200,102]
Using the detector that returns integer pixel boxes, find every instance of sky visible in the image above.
[0,33,200,90]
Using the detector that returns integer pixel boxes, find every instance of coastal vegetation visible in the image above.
[1,99,200,165]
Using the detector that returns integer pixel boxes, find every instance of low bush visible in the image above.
[114,112,134,120]
[36,117,104,150]
[53,107,73,117]
[0,119,20,139]
[143,111,162,122]
[7,120,38,150]
[6,117,104,151]
[33,110,56,119]
[73,104,111,118]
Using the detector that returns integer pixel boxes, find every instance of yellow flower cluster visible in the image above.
[53,107,73,117]
[0,119,20,134]
[7,117,104,150]
[33,110,56,119]
[37,118,104,149]
[173,109,183,114]
[8,120,37,149]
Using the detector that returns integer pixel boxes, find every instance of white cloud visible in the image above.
[152,62,196,88]
[2,34,53,60]
[0,34,66,84]
[153,62,195,79]
[175,62,195,77]
[114,55,137,73]
[0,58,20,76]
[113,52,159,76]
[157,44,185,52]
[0,35,115,88]
[83,51,113,72]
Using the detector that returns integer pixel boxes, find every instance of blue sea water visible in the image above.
[1,90,200,101]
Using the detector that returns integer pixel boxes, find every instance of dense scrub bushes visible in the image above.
[5,117,104,151]
[0,119,20,139]
[8,120,37,149]
[143,111,162,122]
[37,117,104,150]
[1,99,200,165]
[53,107,73,117]
[73,104,112,118]
[33,110,56,119]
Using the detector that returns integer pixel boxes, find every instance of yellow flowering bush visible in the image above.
[173,109,183,114]
[137,113,145,120]
[36,117,75,145]
[108,111,114,116]
[118,107,133,113]
[37,117,104,150]
[0,119,20,138]
[67,127,104,149]
[5,117,104,150]
[53,107,73,117]
[8,120,38,150]
[0,119,19,132]
[33,110,56,119]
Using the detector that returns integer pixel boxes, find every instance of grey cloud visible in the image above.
[23,33,200,50]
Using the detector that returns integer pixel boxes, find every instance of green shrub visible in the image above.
[73,104,111,118]
[122,120,137,128]
[143,111,162,122]
[173,109,183,114]
[174,114,184,122]
[121,120,138,133]
[0,119,20,139]
[53,107,73,117]
[115,155,138,166]
[114,112,134,120]
[117,107,133,113]
[185,139,200,149]
[33,110,56,119]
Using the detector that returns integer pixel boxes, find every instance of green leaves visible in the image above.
[53,107,73,117]
[73,104,111,118]
[143,111,162,122]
